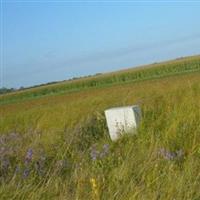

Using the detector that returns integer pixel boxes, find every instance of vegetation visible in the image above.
[1,55,200,105]
[0,55,200,199]
[0,87,16,95]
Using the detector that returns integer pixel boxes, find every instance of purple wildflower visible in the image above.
[23,168,30,178]
[90,149,99,161]
[100,144,110,158]
[25,148,33,165]
[165,151,176,160]
[90,144,110,160]
[158,148,184,161]
[103,144,109,153]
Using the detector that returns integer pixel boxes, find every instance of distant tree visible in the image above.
[19,86,24,90]
[95,73,102,76]
[0,87,16,95]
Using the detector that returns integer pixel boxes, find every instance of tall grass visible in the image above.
[0,57,200,199]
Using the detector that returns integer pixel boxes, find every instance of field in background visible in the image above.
[0,56,200,199]
[1,55,200,105]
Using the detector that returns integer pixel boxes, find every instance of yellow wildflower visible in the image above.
[90,177,99,200]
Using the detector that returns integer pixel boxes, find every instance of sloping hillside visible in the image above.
[1,55,200,105]
[0,56,200,200]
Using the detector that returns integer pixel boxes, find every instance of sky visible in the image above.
[1,0,200,88]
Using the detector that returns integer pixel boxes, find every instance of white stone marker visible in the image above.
[105,105,141,141]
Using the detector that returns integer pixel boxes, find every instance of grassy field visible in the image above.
[0,55,200,199]
[1,55,200,105]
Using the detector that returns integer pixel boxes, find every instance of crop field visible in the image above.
[0,55,200,199]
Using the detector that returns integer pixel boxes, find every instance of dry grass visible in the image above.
[0,56,200,199]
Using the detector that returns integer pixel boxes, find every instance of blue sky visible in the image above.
[1,1,200,88]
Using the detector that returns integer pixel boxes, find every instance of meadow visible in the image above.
[0,55,200,199]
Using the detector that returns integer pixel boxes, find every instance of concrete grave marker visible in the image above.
[105,105,141,141]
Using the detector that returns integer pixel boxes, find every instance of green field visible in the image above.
[1,55,200,199]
